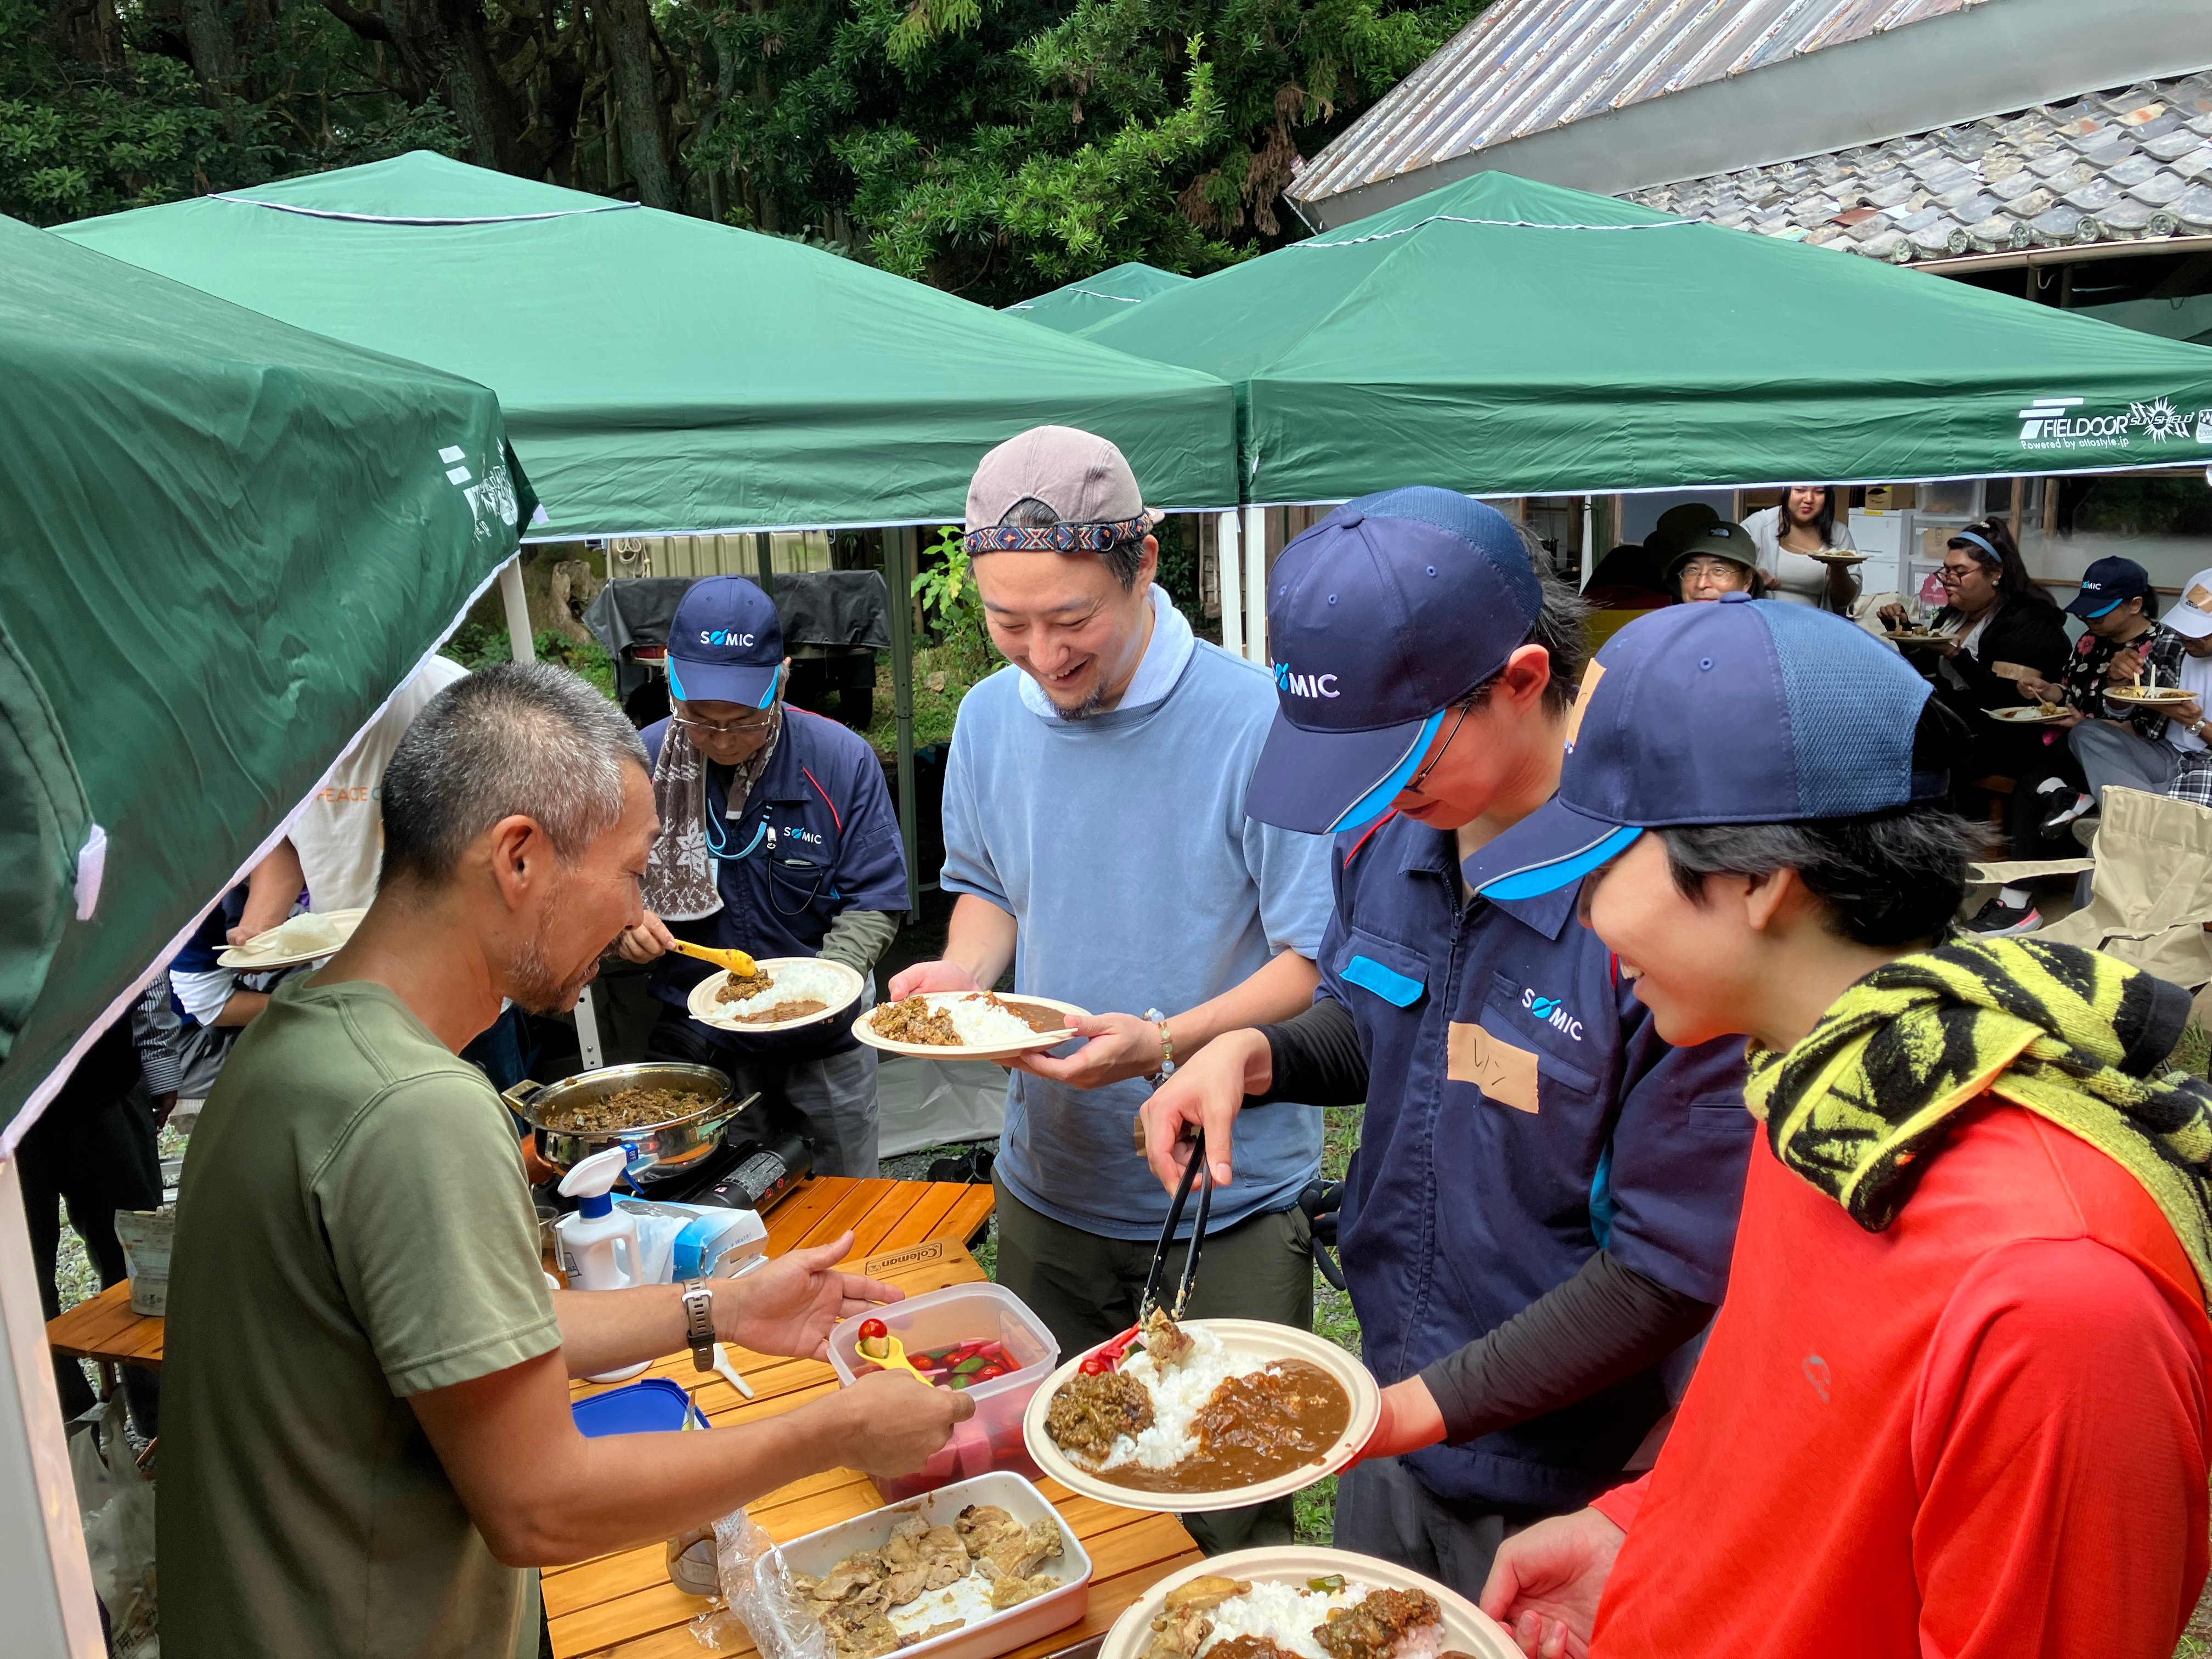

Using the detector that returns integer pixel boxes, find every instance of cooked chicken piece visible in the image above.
[815,1558,885,1602]
[980,1517,1063,1581]
[836,1612,906,1659]
[1312,1589,1443,1659]
[912,1621,967,1643]
[1141,1307,1194,1365]
[791,1572,822,1596]
[1163,1575,1249,1614]
[988,1570,1061,1610]
[954,1504,1016,1550]
[1140,1604,1214,1659]
[881,1565,934,1607]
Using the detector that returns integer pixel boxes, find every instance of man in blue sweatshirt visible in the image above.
[890,426,1335,1548]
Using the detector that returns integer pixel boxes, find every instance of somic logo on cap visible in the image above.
[1244,487,1547,836]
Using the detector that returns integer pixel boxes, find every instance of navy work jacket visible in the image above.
[642,710,907,1059]
[1324,810,1752,1512]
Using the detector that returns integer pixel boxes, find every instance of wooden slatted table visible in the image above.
[46,1173,1201,1659]
[552,1233,1201,1657]
[44,1175,1002,1375]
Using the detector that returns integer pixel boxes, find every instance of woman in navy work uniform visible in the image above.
[617,577,909,1176]
[1141,490,1754,1599]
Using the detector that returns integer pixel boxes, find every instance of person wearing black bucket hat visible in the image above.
[1141,487,1753,1598]
[1462,598,2212,1659]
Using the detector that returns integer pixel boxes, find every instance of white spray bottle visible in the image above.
[556,1147,650,1382]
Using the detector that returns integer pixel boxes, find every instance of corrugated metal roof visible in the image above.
[1290,0,1975,208]
[1626,73,2212,261]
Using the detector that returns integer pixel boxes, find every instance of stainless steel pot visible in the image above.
[504,1062,755,1176]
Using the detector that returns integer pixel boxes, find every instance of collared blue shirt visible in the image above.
[1324,810,1752,1511]
[642,710,907,1057]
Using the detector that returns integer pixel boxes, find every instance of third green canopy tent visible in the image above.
[1082,170,2212,505]
[1005,262,1195,334]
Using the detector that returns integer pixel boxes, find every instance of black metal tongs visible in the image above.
[1137,1126,1211,1323]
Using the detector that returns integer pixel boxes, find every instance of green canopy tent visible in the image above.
[0,213,527,1146]
[58,153,1242,935]
[1006,262,1194,334]
[1085,170,2212,504]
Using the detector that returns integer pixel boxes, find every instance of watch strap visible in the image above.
[681,1279,716,1372]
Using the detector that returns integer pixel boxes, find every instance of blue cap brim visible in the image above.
[1465,794,1645,901]
[1246,708,1443,836]
[666,657,780,709]
[2065,593,2125,619]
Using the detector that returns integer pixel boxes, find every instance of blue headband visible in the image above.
[1951,530,1999,561]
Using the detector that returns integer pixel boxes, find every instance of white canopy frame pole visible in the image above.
[498,557,536,667]
[0,1156,105,1658]
[1242,505,1268,665]
[1217,511,1244,659]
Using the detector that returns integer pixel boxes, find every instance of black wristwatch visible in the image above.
[681,1279,716,1372]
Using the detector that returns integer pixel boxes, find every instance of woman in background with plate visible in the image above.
[615,578,910,1176]
[1743,484,1858,611]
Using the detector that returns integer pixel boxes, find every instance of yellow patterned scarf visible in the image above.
[1743,937,2212,1304]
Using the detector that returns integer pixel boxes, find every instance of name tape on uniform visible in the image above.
[1447,1022,1539,1113]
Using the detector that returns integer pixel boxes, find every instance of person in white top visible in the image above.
[1743,485,1858,612]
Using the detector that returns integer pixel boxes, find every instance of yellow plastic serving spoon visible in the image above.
[855,1319,928,1380]
[668,939,759,978]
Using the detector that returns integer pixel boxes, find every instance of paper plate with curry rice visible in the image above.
[1022,1312,1380,1514]
[1099,1546,1520,1659]
[854,991,1088,1062]
[686,957,866,1034]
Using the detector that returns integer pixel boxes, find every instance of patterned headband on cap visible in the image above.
[964,514,1152,556]
[1950,529,1999,561]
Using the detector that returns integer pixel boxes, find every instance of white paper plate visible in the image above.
[1805,550,1867,565]
[1985,706,2068,724]
[1098,1548,1521,1659]
[853,992,1087,1062]
[1022,1318,1380,1514]
[216,907,365,970]
[2107,688,2194,707]
[685,956,864,1034]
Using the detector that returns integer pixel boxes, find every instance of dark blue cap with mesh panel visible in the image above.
[1464,594,1944,901]
[1246,487,1544,836]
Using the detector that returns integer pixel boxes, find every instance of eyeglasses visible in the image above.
[669,707,775,738]
[1678,558,1747,586]
[1404,697,1476,795]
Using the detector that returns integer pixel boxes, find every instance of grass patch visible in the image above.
[1296,1105,1364,1546]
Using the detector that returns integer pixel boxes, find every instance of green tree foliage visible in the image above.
[2,0,1479,298]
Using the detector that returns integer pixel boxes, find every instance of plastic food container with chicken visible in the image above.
[828,1283,1060,1499]
[778,1471,1092,1659]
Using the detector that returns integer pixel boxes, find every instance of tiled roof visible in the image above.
[1624,72,2212,262]
[1288,0,1977,212]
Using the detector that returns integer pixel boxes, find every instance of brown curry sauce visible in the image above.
[1079,1359,1351,1494]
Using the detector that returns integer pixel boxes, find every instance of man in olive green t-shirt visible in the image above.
[159,664,969,1659]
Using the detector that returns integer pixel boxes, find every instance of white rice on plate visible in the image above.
[1197,1580,1374,1659]
[930,995,1051,1047]
[1096,1325,1264,1472]
[717,958,853,1018]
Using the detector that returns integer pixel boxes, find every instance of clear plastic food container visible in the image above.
[828,1282,1059,1500]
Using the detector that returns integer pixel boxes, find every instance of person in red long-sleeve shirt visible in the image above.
[1457,594,2212,1659]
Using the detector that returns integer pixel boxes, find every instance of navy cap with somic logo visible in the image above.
[1245,487,1543,836]
[666,577,785,709]
[2063,555,2151,620]
[1465,595,1944,901]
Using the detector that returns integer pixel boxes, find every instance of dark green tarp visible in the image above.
[0,215,526,1143]
[1082,170,2212,503]
[58,154,1239,535]
[1005,262,1194,334]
